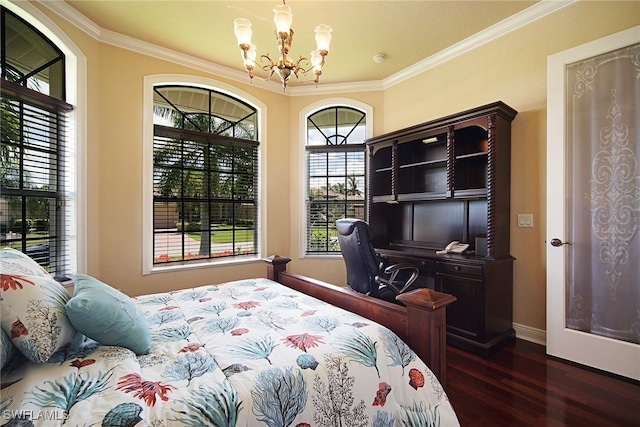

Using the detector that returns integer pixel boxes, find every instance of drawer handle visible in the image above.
[454,265,461,271]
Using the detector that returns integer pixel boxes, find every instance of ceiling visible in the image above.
[62,0,540,88]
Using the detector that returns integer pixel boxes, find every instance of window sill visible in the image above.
[144,254,261,275]
[302,253,344,260]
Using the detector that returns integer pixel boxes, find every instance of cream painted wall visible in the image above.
[30,1,639,335]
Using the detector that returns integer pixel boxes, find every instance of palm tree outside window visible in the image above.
[152,85,259,266]
[306,106,366,253]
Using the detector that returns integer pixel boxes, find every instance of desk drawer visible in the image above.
[437,261,483,278]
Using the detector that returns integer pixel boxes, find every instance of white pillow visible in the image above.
[0,247,49,277]
[0,249,83,363]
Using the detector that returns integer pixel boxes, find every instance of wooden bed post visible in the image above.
[263,255,291,282]
[397,290,457,387]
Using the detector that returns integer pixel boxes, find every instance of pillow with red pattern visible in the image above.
[0,249,83,363]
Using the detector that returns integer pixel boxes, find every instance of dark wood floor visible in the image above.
[445,339,640,426]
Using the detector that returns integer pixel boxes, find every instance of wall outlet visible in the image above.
[517,214,533,227]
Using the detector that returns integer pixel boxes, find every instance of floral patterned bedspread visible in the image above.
[1,277,459,426]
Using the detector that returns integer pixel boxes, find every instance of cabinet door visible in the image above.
[436,272,484,341]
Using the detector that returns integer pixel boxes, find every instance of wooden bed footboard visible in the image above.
[264,255,457,386]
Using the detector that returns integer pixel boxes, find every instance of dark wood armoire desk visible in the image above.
[366,102,517,356]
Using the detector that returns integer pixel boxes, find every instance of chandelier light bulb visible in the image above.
[273,3,293,34]
[233,18,253,46]
[314,24,332,53]
[310,50,322,72]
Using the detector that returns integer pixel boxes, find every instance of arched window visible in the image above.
[0,6,75,279]
[305,106,367,254]
[151,85,259,267]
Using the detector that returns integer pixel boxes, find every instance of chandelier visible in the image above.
[233,0,332,91]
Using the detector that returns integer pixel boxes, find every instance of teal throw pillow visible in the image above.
[66,274,150,355]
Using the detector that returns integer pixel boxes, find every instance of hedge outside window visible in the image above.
[152,85,259,265]
[306,106,366,254]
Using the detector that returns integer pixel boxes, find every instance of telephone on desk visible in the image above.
[436,241,469,255]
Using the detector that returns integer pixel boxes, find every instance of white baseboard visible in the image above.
[513,322,546,346]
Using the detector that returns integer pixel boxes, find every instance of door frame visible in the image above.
[546,25,640,381]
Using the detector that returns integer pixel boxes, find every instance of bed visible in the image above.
[0,250,459,426]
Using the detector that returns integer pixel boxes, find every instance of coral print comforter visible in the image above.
[1,277,459,426]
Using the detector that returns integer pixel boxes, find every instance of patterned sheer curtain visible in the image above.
[566,43,640,344]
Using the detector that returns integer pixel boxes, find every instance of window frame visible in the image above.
[299,99,373,258]
[142,75,266,274]
[0,1,86,277]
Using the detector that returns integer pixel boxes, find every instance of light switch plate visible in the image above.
[517,214,533,228]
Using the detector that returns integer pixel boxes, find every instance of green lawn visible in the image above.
[188,226,254,243]
[25,233,49,246]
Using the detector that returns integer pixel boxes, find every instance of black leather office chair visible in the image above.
[335,218,419,304]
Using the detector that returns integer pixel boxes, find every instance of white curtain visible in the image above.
[566,42,640,344]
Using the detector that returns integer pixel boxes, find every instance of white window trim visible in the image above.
[142,75,267,275]
[2,0,88,274]
[298,98,373,259]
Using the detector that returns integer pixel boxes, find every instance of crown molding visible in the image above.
[382,0,578,89]
[36,0,577,96]
[35,0,279,90]
[104,28,278,89]
[35,0,102,38]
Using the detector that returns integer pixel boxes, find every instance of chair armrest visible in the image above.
[383,263,419,275]
[376,263,420,293]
